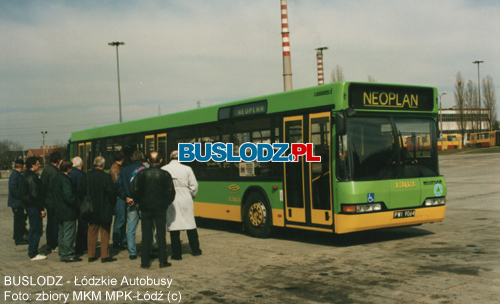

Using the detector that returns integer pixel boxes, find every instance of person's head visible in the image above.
[14,159,24,171]
[170,150,179,161]
[93,156,106,169]
[130,150,145,162]
[26,157,40,171]
[113,151,125,164]
[50,151,61,166]
[59,160,73,174]
[72,156,83,169]
[148,151,162,165]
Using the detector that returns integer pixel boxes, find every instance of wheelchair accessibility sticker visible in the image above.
[434,184,443,196]
[367,193,375,203]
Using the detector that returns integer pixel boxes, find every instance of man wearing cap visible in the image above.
[8,159,28,246]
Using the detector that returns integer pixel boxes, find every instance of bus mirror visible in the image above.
[346,108,356,117]
[336,112,346,136]
[436,120,441,141]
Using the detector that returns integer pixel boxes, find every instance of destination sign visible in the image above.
[348,83,435,111]
[218,100,267,120]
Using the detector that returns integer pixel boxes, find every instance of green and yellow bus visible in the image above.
[70,82,447,238]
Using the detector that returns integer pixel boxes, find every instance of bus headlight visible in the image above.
[356,203,382,213]
[424,197,446,206]
[342,203,382,213]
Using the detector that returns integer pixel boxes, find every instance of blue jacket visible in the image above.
[68,167,85,204]
[116,161,144,201]
[8,169,23,208]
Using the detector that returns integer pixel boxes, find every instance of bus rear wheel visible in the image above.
[243,192,272,238]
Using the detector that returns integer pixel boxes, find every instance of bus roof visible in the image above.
[71,82,436,142]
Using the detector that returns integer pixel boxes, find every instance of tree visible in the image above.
[330,65,345,82]
[0,140,23,170]
[53,140,69,160]
[453,72,467,146]
[367,75,377,82]
[482,75,498,131]
[465,80,479,132]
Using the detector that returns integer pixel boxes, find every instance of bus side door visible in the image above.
[284,116,306,223]
[309,113,333,225]
[78,142,92,172]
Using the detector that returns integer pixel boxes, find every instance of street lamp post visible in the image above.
[41,131,47,167]
[439,92,447,134]
[109,41,125,123]
[473,60,483,132]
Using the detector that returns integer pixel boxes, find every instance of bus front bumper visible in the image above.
[334,206,446,234]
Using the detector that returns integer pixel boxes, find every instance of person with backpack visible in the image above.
[116,150,145,260]
[79,156,116,263]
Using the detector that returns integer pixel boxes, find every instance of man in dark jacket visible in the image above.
[131,151,176,269]
[79,156,116,263]
[8,159,28,245]
[40,152,61,252]
[21,157,47,261]
[52,161,81,262]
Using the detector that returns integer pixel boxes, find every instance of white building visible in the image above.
[438,108,491,144]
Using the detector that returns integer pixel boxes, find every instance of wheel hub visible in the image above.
[249,202,266,227]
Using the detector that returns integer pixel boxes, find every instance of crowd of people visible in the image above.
[7,150,202,269]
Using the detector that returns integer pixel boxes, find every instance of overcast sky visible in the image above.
[1,0,499,149]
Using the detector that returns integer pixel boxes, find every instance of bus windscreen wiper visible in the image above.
[398,131,423,177]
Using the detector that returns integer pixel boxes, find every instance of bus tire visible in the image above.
[243,192,272,238]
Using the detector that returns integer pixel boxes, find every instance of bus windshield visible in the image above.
[338,117,439,181]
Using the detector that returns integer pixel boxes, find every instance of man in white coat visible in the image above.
[162,150,202,260]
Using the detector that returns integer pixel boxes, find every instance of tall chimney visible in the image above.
[281,0,293,91]
[315,47,328,85]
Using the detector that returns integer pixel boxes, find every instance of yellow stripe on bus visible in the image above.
[334,206,446,234]
[193,202,285,227]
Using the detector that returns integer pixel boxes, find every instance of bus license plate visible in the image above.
[393,210,415,219]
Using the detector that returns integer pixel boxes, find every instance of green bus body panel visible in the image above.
[336,176,447,211]
[197,181,282,209]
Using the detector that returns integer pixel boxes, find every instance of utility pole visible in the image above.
[109,41,125,122]
[281,0,292,91]
[473,60,483,132]
[315,47,328,85]
[41,131,47,167]
[439,91,447,134]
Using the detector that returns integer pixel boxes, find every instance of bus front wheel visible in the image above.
[243,192,272,238]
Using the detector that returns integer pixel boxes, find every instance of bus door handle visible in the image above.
[325,212,330,221]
